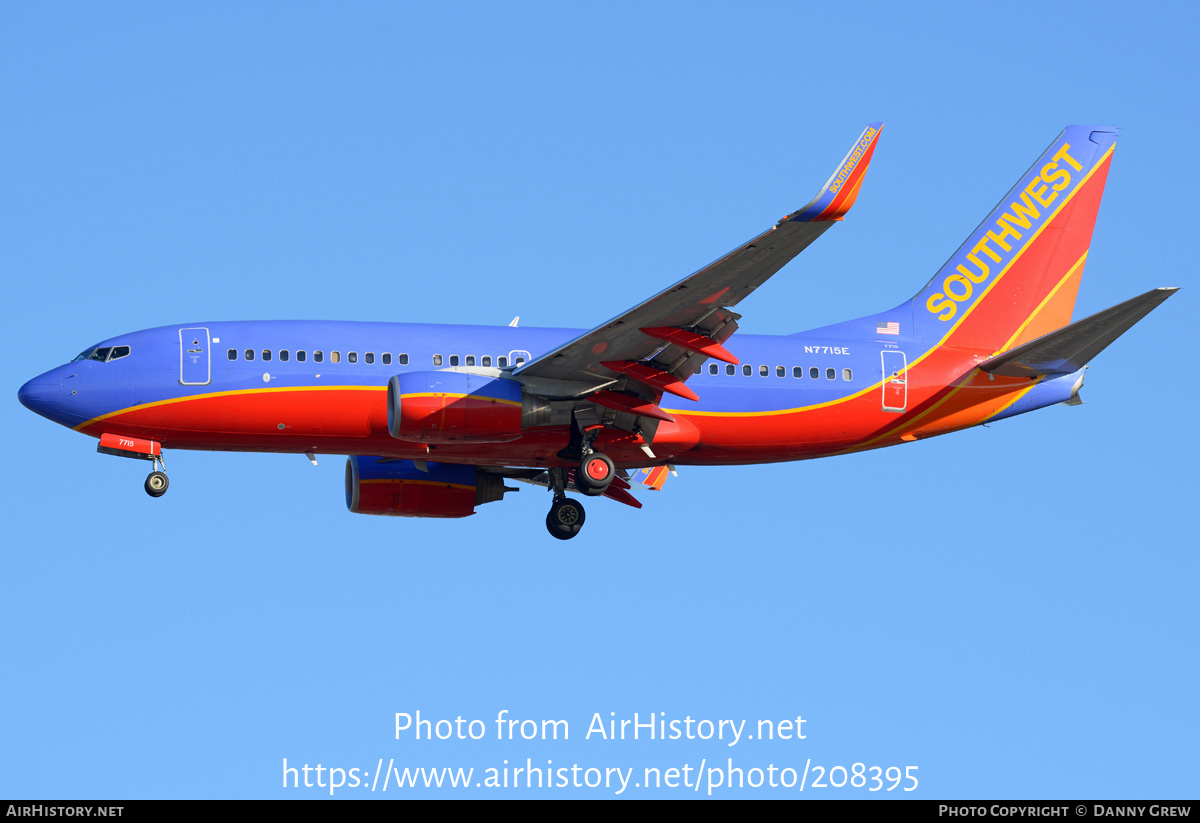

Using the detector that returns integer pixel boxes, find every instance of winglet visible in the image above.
[789,122,883,222]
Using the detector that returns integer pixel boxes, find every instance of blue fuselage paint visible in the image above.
[20,319,902,423]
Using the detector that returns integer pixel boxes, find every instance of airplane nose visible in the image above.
[17,375,61,418]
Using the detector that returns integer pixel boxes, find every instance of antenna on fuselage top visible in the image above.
[509,316,519,327]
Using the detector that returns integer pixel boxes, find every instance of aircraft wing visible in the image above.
[978,287,1178,378]
[513,123,883,410]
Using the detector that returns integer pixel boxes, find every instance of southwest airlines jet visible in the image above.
[18,124,1177,539]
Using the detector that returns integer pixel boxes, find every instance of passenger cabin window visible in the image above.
[330,351,340,363]
[245,349,255,361]
[280,350,289,362]
[743,365,752,376]
[793,366,802,378]
[365,352,374,364]
[433,354,443,366]
[826,367,835,380]
[313,351,323,363]
[262,350,272,361]
[776,366,785,377]
[810,367,819,379]
[227,349,237,361]
[348,352,357,364]
[759,365,768,377]
[449,355,460,367]
[843,368,853,381]
[515,356,526,366]
[482,356,491,367]
[297,350,307,362]
[708,363,718,375]
[726,364,735,376]
[382,353,390,365]
[399,354,409,366]
[498,356,508,368]
[465,355,476,366]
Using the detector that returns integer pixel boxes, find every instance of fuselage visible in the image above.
[17,318,1081,469]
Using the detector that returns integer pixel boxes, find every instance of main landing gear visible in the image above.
[144,455,169,498]
[566,413,615,497]
[546,496,586,541]
[544,465,587,540]
[575,451,615,497]
[544,410,616,539]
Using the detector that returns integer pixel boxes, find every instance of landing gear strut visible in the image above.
[545,467,586,540]
[144,455,169,498]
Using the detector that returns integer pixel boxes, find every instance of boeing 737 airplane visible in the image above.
[17,124,1177,539]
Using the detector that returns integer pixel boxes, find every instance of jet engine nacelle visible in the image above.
[345,456,513,518]
[387,371,524,443]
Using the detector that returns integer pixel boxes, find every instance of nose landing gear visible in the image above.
[144,455,169,498]
[96,434,170,498]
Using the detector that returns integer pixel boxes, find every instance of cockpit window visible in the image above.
[109,346,130,361]
[72,346,117,363]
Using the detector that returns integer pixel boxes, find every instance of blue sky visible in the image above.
[2,2,1196,799]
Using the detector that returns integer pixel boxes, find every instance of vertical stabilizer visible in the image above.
[912,126,1118,354]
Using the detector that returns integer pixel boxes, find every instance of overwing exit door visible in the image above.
[180,327,211,386]
[881,350,907,412]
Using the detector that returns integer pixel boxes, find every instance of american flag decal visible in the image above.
[877,321,899,335]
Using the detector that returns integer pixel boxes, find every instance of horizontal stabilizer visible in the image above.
[978,287,1178,378]
[636,465,671,490]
